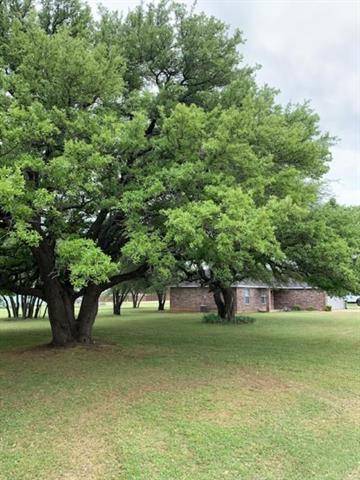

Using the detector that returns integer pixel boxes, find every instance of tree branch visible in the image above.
[145,119,157,137]
[86,209,108,240]
[0,281,45,300]
[102,264,149,290]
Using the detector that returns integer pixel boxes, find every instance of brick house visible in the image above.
[170,281,345,313]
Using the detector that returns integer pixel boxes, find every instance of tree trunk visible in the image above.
[138,293,145,308]
[1,296,11,318]
[112,287,129,316]
[9,296,19,318]
[113,291,122,315]
[113,291,121,315]
[213,287,236,322]
[131,290,145,308]
[222,287,236,321]
[27,296,36,319]
[34,297,43,318]
[213,289,226,319]
[44,280,76,346]
[33,241,76,345]
[20,295,27,318]
[156,290,166,311]
[4,293,42,320]
[131,290,138,308]
[76,284,101,344]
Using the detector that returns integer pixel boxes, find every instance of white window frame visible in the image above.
[244,288,250,304]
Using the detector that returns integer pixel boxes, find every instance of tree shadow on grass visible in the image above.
[0,313,357,367]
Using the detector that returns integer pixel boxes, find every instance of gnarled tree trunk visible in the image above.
[44,279,76,346]
[34,242,76,346]
[31,240,148,346]
[76,284,101,344]
[213,287,236,322]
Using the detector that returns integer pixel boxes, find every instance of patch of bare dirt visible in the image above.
[1,339,118,356]
[345,466,360,480]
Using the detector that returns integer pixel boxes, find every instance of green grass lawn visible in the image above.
[0,307,359,480]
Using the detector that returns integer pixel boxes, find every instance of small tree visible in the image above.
[111,284,130,315]
[127,279,148,309]
[156,289,167,311]
[147,269,179,312]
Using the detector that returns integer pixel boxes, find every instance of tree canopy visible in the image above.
[0,0,358,342]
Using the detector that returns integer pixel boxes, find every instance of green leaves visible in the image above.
[116,0,242,99]
[56,238,117,289]
[164,186,283,286]
[7,25,124,109]
[12,221,41,247]
[0,167,24,203]
[160,104,207,155]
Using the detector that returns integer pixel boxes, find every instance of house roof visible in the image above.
[173,280,313,290]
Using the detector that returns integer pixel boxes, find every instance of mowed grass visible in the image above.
[0,306,359,480]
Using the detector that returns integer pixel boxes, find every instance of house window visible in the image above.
[244,288,250,304]
[261,289,267,305]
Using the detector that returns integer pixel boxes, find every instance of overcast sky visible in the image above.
[88,0,360,205]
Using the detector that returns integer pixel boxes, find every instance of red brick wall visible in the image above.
[273,289,326,310]
[236,287,269,312]
[171,286,326,313]
[170,287,219,312]
[171,287,271,313]
[143,294,158,301]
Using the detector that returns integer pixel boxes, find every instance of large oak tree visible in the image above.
[0,0,245,344]
[0,0,358,342]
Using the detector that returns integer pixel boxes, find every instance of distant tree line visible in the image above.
[0,293,46,319]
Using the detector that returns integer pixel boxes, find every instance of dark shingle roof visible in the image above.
[175,280,312,290]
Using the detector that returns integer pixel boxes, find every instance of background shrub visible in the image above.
[202,314,255,324]
[235,315,255,324]
[202,313,221,323]
[291,305,301,311]
[324,305,332,311]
